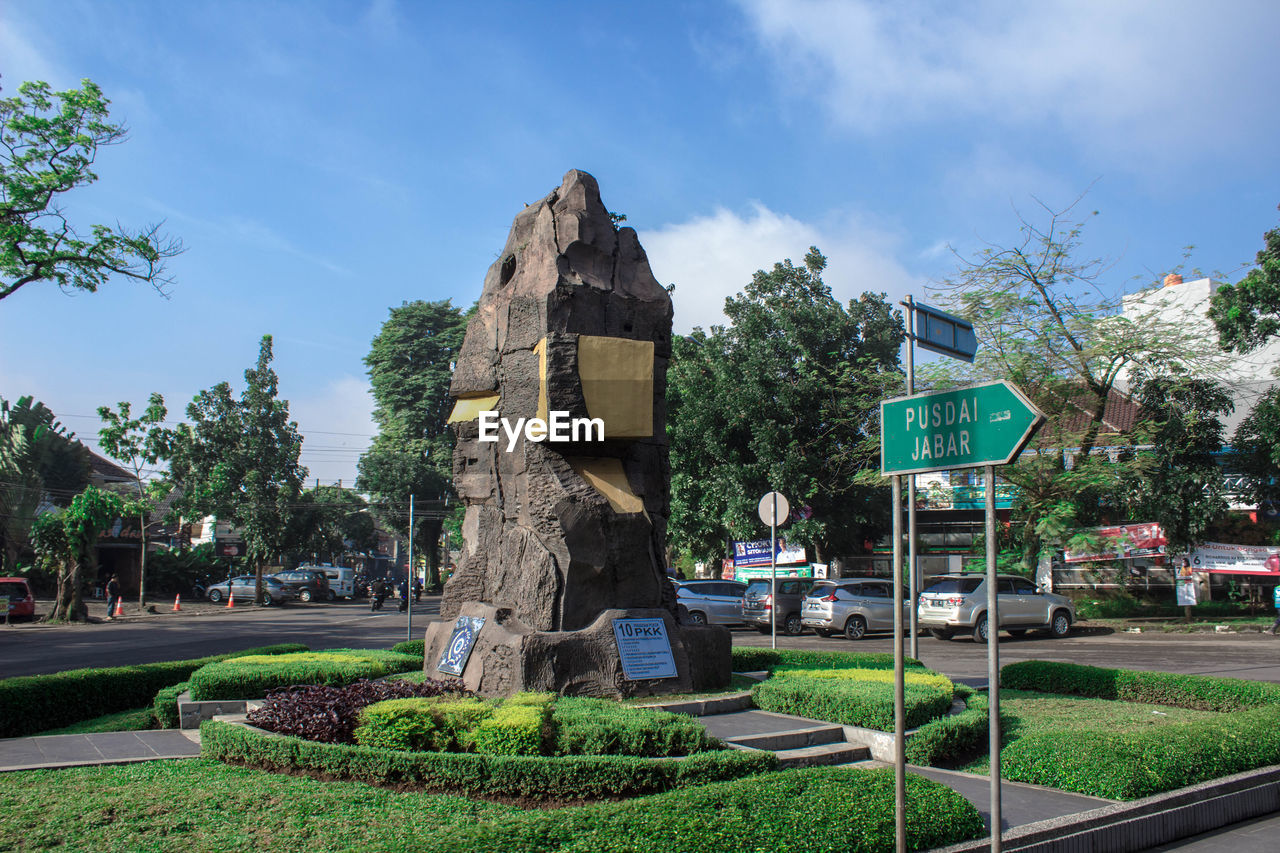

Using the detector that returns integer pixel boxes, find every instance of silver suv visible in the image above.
[674,579,747,626]
[742,577,817,636]
[801,578,908,640]
[917,573,1075,642]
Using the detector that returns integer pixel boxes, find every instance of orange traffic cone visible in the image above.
[173,594,182,612]
[227,590,235,609]
[113,598,124,617]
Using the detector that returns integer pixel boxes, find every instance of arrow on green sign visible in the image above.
[880,380,1045,476]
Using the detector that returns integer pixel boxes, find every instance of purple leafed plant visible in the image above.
[246,678,473,744]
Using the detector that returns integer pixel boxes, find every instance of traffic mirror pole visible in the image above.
[892,473,906,853]
[986,464,1002,852]
[769,499,777,651]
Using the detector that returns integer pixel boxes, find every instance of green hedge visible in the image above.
[753,677,951,731]
[188,649,422,700]
[416,766,985,852]
[391,639,424,657]
[731,647,922,674]
[151,681,191,729]
[201,718,777,801]
[355,697,494,752]
[1002,661,1280,711]
[0,643,308,738]
[906,691,988,766]
[1001,705,1280,799]
[471,698,553,756]
[551,697,720,757]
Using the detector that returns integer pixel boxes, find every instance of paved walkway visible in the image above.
[0,729,201,772]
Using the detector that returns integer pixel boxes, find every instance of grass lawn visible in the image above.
[959,689,1221,775]
[37,707,155,736]
[0,759,517,852]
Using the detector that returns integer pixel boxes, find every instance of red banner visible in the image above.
[1064,523,1166,563]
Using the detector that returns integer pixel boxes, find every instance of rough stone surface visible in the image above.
[422,602,731,699]
[434,169,728,697]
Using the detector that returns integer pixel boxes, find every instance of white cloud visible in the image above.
[640,203,920,333]
[736,0,1279,162]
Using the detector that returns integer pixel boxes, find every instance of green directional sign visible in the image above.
[880,380,1045,476]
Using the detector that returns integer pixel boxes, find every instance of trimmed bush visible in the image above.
[188,649,421,700]
[201,718,778,801]
[753,677,951,731]
[551,698,720,757]
[1002,660,1280,711]
[731,647,922,674]
[906,691,988,766]
[354,696,493,752]
[0,643,308,738]
[1001,705,1280,799]
[470,697,553,756]
[246,678,473,744]
[151,681,191,729]
[391,639,424,657]
[416,766,985,852]
[775,665,955,695]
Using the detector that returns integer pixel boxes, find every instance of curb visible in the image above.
[928,764,1280,852]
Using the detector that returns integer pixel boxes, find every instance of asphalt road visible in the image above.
[0,598,441,678]
[7,605,1280,685]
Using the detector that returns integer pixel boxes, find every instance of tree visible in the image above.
[97,393,173,608]
[169,335,306,604]
[286,484,377,565]
[357,300,468,586]
[1125,371,1233,554]
[0,396,89,572]
[927,199,1216,571]
[35,485,126,621]
[667,247,905,569]
[1,79,183,303]
[1209,209,1280,354]
[1232,387,1280,509]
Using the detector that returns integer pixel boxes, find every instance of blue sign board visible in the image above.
[612,618,678,680]
[437,615,486,676]
[732,539,805,568]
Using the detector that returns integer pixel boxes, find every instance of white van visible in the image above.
[305,565,357,599]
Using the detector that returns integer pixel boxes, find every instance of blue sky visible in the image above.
[2,0,1278,485]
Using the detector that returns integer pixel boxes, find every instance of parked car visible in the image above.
[802,577,908,640]
[674,579,748,626]
[917,573,1075,642]
[205,575,299,606]
[270,568,332,602]
[0,577,35,622]
[742,576,818,636]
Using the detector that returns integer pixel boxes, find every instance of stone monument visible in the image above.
[420,169,730,698]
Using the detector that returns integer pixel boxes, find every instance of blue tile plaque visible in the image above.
[612,617,678,680]
[437,615,486,676]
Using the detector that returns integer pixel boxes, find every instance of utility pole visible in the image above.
[406,494,414,642]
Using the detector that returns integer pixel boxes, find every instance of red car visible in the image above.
[1,577,35,622]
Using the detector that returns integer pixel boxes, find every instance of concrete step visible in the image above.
[727,724,847,751]
[773,741,872,768]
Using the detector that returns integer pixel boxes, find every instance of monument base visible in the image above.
[421,602,731,699]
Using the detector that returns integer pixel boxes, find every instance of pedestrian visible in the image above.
[1267,584,1280,635]
[105,574,121,621]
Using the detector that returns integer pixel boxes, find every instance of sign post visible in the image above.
[881,379,1043,853]
[758,491,789,651]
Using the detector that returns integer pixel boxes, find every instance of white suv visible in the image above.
[917,573,1075,642]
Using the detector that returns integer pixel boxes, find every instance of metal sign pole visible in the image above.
[770,494,777,651]
[892,473,906,853]
[906,295,919,661]
[406,494,415,642]
[986,465,1002,852]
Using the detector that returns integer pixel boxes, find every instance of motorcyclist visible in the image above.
[398,579,410,612]
[370,578,387,611]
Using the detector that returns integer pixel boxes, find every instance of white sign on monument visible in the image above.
[611,618,678,680]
